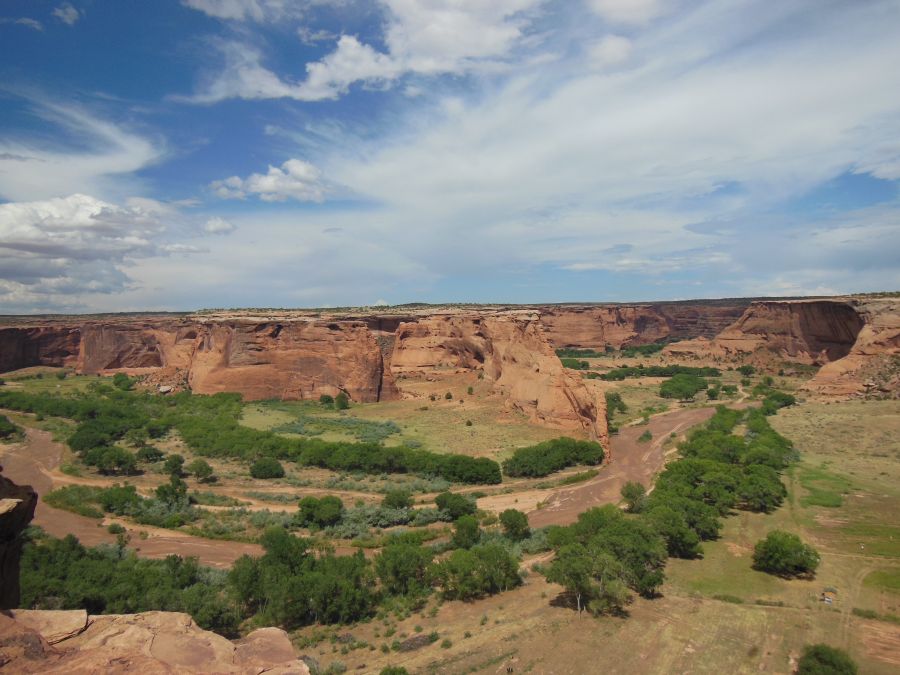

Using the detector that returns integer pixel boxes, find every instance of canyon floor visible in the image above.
[2,345,898,673]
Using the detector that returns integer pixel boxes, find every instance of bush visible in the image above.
[0,414,22,440]
[250,457,285,479]
[382,489,413,510]
[186,458,215,482]
[659,374,707,401]
[164,454,185,476]
[136,445,164,463]
[620,482,647,513]
[737,365,755,377]
[753,530,820,577]
[500,509,530,541]
[319,394,334,406]
[297,495,344,527]
[334,392,350,410]
[797,644,857,674]
[107,523,126,535]
[451,515,481,549]
[112,372,134,391]
[502,438,604,478]
[444,392,453,400]
[637,430,652,443]
[435,492,476,519]
[430,544,521,600]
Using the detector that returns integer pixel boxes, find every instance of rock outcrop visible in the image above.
[664,300,865,365]
[538,301,750,349]
[0,468,37,610]
[804,298,900,399]
[0,327,80,373]
[392,312,607,442]
[0,610,311,673]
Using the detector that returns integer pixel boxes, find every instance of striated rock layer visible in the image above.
[0,610,311,674]
[804,298,900,399]
[664,300,865,365]
[392,312,607,443]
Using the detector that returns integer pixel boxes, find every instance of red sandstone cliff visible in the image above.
[804,298,900,399]
[391,312,607,443]
[664,300,865,365]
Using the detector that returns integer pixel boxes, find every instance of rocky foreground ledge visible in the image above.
[0,609,311,674]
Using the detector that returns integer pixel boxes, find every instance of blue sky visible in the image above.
[0,0,898,313]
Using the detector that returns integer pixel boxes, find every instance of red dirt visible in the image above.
[528,405,717,528]
[0,428,261,568]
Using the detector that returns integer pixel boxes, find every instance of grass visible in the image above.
[796,465,853,508]
[864,569,900,593]
[44,485,104,519]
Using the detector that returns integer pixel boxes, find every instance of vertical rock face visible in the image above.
[0,327,80,373]
[187,320,399,403]
[391,312,607,442]
[804,298,900,399]
[537,301,751,349]
[0,469,37,610]
[665,300,865,365]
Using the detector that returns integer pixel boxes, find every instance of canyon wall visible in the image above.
[664,300,865,365]
[391,312,606,442]
[804,298,900,399]
[538,300,750,349]
[0,469,37,610]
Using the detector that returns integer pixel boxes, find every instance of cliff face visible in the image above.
[0,469,37,610]
[804,298,900,399]
[0,610,311,674]
[391,312,607,443]
[665,300,865,365]
[187,320,399,403]
[0,327,80,373]
[538,301,750,349]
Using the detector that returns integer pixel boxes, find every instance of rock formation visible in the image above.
[804,298,900,399]
[664,300,865,365]
[391,312,607,442]
[0,610,311,673]
[0,467,37,610]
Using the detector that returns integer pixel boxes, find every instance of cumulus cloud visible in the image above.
[53,3,81,25]
[0,194,236,311]
[210,159,326,202]
[186,0,546,102]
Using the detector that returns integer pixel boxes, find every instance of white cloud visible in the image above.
[0,194,236,311]
[203,216,237,234]
[182,0,299,22]
[586,0,671,25]
[0,99,162,201]
[588,34,632,66]
[53,3,81,25]
[0,17,44,31]
[186,0,546,102]
[210,159,326,202]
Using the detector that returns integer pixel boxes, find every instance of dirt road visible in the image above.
[0,427,261,568]
[526,405,717,528]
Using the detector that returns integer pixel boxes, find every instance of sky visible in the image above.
[0,0,899,313]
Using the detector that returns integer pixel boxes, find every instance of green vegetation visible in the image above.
[752,530,820,578]
[22,532,240,636]
[620,342,668,358]
[297,495,345,528]
[659,374,708,401]
[502,437,604,478]
[0,413,22,440]
[273,414,400,443]
[797,465,852,508]
[500,509,530,540]
[797,644,857,674]
[250,457,285,479]
[435,492,476,519]
[560,358,590,370]
[637,429,652,443]
[381,489,414,510]
[186,458,215,482]
[0,387,501,485]
[620,482,647,513]
[429,544,521,600]
[451,515,482,549]
[555,348,607,358]
[598,365,720,381]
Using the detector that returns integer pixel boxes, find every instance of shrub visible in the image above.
[107,523,126,535]
[444,392,453,400]
[297,495,344,527]
[502,437,604,478]
[499,509,530,541]
[659,374,707,401]
[434,492,476,519]
[0,414,21,440]
[797,644,857,675]
[334,393,350,410]
[319,394,335,406]
[620,482,647,513]
[753,531,820,577]
[451,515,481,549]
[382,489,413,510]
[111,372,134,391]
[250,457,285,479]
[467,386,474,395]
[637,430,652,443]
[164,454,185,476]
[186,458,215,482]
[136,445,164,463]
[737,365,756,377]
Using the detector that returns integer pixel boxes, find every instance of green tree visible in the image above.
[451,515,481,549]
[318,394,334,406]
[737,365,756,377]
[334,392,350,410]
[249,457,285,479]
[111,372,134,390]
[620,481,647,513]
[375,543,433,596]
[499,509,530,541]
[659,374,707,401]
[546,544,630,615]
[164,453,185,476]
[435,492,476,519]
[186,458,214,483]
[136,445,164,463]
[797,644,857,675]
[753,530,820,577]
[382,489,413,510]
[645,506,702,558]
